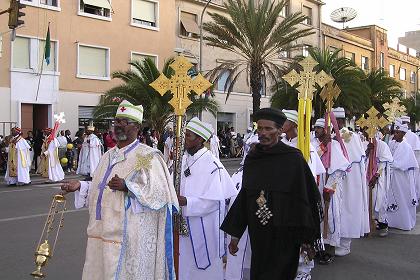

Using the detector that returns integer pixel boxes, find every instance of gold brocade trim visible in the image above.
[88,235,121,245]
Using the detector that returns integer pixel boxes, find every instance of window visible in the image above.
[217,70,230,92]
[22,0,60,10]
[12,37,30,69]
[380,52,385,69]
[345,51,355,63]
[400,67,406,81]
[38,40,56,72]
[389,64,395,77]
[79,0,111,19]
[361,56,369,70]
[180,11,199,38]
[302,6,312,25]
[280,1,289,17]
[40,0,58,6]
[131,52,157,73]
[329,46,338,55]
[302,45,310,57]
[279,50,290,59]
[78,44,109,79]
[410,71,416,84]
[132,0,158,28]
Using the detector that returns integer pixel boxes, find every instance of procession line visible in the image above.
[0,208,87,223]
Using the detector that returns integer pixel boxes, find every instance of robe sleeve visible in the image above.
[220,188,248,239]
[74,181,90,209]
[183,197,219,217]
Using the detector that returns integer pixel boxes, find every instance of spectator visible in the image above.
[65,129,72,143]
[57,130,67,159]
[151,129,159,149]
[26,131,35,170]
[33,129,44,173]
[104,130,117,151]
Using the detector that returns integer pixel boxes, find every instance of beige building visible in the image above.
[0,0,323,137]
[322,24,420,98]
[0,0,175,136]
[176,0,323,134]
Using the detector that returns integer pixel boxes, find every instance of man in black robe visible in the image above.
[221,108,322,280]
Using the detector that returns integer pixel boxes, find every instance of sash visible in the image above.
[187,217,211,270]
[95,141,139,220]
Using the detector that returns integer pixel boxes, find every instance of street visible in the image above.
[0,159,419,279]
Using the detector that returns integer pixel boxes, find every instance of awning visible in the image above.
[181,17,200,35]
[82,0,112,10]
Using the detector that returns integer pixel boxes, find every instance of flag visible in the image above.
[44,26,51,65]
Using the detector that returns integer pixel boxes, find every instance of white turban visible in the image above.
[115,100,144,123]
[332,107,345,119]
[314,118,325,128]
[282,109,298,125]
[394,121,408,133]
[186,117,213,141]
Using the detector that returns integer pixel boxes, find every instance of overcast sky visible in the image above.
[322,0,420,48]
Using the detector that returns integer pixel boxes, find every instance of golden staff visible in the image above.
[150,56,212,277]
[283,56,333,161]
[356,106,389,235]
[318,82,340,239]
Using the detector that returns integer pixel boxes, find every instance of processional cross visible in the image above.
[356,106,389,235]
[150,56,212,277]
[320,82,341,132]
[283,56,333,160]
[383,97,406,123]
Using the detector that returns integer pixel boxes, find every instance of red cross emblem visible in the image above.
[120,106,126,112]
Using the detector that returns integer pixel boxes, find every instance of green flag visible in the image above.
[44,26,51,65]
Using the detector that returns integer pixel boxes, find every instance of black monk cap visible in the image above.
[252,107,287,127]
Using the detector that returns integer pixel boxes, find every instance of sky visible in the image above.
[322,0,420,48]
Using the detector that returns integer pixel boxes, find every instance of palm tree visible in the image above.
[203,0,314,113]
[401,94,420,124]
[94,57,219,136]
[271,48,370,118]
[362,69,402,111]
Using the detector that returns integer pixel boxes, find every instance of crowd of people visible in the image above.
[3,99,419,279]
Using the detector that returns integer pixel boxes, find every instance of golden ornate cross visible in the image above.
[383,97,406,123]
[283,56,333,101]
[320,82,341,114]
[149,56,212,116]
[356,106,389,139]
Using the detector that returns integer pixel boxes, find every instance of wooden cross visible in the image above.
[356,106,389,139]
[283,56,333,102]
[150,56,212,116]
[383,97,406,123]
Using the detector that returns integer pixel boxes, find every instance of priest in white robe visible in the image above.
[313,118,349,264]
[61,100,179,280]
[399,116,420,200]
[282,110,325,279]
[332,108,369,256]
[5,127,31,185]
[178,117,238,280]
[163,128,174,172]
[387,122,418,231]
[364,136,393,237]
[39,128,65,182]
[77,125,103,177]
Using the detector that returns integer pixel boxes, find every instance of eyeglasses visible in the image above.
[112,118,137,126]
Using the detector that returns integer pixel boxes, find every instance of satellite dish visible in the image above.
[330,7,357,29]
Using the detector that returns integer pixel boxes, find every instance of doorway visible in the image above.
[21,103,49,137]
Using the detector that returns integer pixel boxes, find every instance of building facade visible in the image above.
[0,0,323,137]
[0,0,176,136]
[322,24,420,98]
[399,30,420,57]
[176,0,323,135]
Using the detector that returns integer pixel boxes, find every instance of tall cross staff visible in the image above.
[318,82,340,238]
[320,82,341,134]
[283,56,333,160]
[356,106,389,235]
[383,97,406,123]
[150,56,212,277]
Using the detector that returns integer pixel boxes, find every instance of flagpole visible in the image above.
[35,22,50,101]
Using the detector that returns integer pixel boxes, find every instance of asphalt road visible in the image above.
[0,159,419,280]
